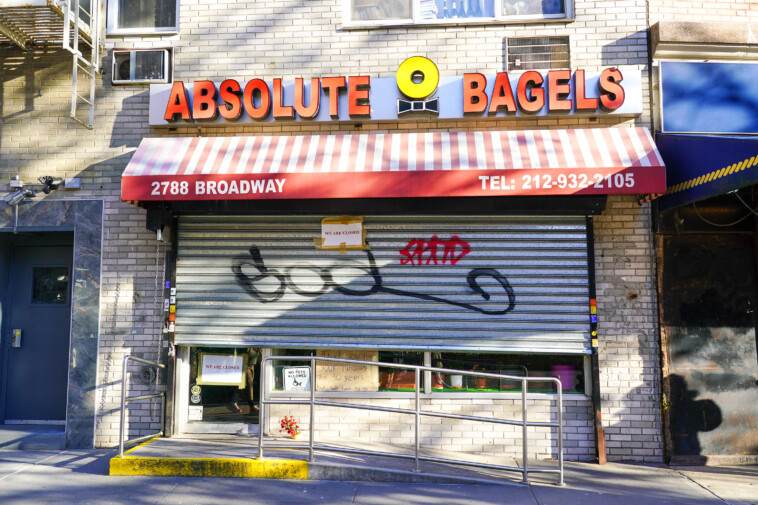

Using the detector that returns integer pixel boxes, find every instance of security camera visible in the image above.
[38,176,63,194]
[3,189,36,206]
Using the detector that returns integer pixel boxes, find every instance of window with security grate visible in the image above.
[506,36,570,71]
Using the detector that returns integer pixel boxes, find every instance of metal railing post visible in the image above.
[119,355,128,457]
[117,356,165,457]
[521,378,528,485]
[414,368,420,473]
[309,357,315,462]
[62,0,71,50]
[557,384,565,486]
[87,0,97,127]
[255,356,566,486]
[257,357,265,459]
[160,388,166,435]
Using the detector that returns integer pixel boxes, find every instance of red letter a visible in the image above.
[164,81,191,121]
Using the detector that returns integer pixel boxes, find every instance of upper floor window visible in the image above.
[506,36,570,71]
[107,0,179,35]
[346,0,570,27]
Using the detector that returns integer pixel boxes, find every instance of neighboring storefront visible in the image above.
[648,21,758,464]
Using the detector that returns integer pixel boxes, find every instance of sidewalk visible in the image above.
[0,447,756,505]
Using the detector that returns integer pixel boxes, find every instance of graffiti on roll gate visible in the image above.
[399,235,470,266]
[232,241,515,315]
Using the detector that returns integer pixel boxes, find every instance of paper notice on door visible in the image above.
[196,353,247,387]
[315,216,369,251]
[188,406,203,421]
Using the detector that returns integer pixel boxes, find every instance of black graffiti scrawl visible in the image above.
[232,245,516,315]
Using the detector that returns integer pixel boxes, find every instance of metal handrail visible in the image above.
[118,356,166,457]
[258,356,564,485]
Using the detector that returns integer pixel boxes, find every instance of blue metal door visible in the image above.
[3,244,72,422]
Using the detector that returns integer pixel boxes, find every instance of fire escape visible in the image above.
[0,0,104,129]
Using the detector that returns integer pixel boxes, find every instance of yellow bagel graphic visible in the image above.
[396,56,440,100]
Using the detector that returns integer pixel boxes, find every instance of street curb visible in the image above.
[307,461,519,485]
[109,456,308,479]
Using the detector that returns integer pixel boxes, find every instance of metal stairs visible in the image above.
[0,0,104,129]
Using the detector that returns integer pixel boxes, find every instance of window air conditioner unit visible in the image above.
[112,49,171,85]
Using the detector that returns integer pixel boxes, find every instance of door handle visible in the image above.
[11,329,21,348]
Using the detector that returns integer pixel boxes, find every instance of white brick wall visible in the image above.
[594,196,663,462]
[650,0,758,23]
[0,0,662,460]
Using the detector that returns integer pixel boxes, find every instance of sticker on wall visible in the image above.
[283,367,311,391]
[190,385,201,395]
[188,405,203,420]
[314,215,370,253]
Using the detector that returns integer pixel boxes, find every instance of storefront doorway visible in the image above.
[177,346,261,434]
[660,231,758,459]
[0,233,73,425]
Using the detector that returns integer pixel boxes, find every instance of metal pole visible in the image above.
[414,367,420,472]
[119,356,129,457]
[88,0,98,127]
[70,0,80,118]
[160,392,166,436]
[309,357,315,462]
[557,384,565,486]
[522,378,528,485]
[62,0,71,50]
[257,358,265,459]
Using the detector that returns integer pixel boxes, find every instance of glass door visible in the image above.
[177,346,261,434]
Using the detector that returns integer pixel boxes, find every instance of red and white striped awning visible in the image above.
[121,127,665,202]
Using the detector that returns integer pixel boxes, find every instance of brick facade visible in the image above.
[649,0,758,23]
[1,0,664,461]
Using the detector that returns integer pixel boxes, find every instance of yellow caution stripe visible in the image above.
[110,456,308,479]
[122,436,160,455]
[666,155,758,195]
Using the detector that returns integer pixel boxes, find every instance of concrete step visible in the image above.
[0,425,66,450]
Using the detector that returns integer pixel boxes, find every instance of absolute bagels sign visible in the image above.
[148,57,643,126]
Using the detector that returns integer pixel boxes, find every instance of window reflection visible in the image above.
[32,267,69,304]
[118,0,177,29]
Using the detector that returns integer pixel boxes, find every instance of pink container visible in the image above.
[550,365,576,392]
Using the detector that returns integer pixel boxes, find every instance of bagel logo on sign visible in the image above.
[396,56,440,116]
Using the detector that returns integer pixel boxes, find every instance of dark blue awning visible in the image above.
[652,134,758,211]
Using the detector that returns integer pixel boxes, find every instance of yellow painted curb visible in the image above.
[110,456,308,479]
